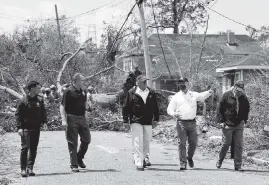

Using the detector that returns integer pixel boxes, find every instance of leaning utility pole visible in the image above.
[136,0,153,88]
[55,4,63,53]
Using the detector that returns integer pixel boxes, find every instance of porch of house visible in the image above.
[219,70,244,94]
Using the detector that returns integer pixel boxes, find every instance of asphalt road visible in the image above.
[1,131,269,185]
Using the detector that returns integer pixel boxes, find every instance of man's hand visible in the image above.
[61,125,67,130]
[152,121,158,129]
[61,120,67,130]
[174,113,183,120]
[43,123,48,131]
[18,129,23,136]
[18,129,28,136]
[219,123,225,128]
[123,118,129,124]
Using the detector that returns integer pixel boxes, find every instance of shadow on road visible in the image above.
[151,164,178,167]
[35,169,120,177]
[190,168,269,175]
[243,169,269,176]
[36,172,71,177]
[190,167,234,172]
[79,169,121,173]
[146,167,182,172]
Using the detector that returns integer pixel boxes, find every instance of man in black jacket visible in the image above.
[123,75,159,171]
[216,80,250,171]
[15,81,47,177]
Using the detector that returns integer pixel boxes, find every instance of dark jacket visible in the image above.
[122,86,159,125]
[15,95,47,130]
[217,90,250,127]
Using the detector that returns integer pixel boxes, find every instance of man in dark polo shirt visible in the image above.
[15,81,47,177]
[60,73,91,172]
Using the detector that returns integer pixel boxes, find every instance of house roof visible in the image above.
[216,50,269,72]
[148,33,260,55]
[116,33,262,76]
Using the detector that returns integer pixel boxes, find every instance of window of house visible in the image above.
[223,76,231,92]
[235,72,241,82]
[123,59,133,72]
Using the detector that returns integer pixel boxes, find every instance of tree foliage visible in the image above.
[246,25,269,47]
[146,0,214,34]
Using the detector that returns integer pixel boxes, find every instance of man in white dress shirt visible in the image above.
[167,77,213,170]
[122,75,159,171]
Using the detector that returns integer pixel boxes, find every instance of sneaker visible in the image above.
[78,159,86,168]
[71,167,80,172]
[27,168,35,176]
[21,169,28,177]
[188,158,194,168]
[216,161,222,169]
[136,167,144,171]
[235,167,244,172]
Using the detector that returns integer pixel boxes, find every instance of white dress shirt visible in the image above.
[135,87,150,104]
[167,90,212,120]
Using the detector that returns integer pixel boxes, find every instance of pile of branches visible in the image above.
[86,105,129,132]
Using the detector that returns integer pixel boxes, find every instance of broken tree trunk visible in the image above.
[56,39,91,94]
[0,85,23,100]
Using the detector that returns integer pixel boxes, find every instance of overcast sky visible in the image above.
[0,0,268,44]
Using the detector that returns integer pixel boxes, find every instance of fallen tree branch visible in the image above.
[8,71,26,96]
[147,25,173,29]
[44,68,59,73]
[0,85,23,100]
[85,65,116,80]
[88,117,123,124]
[56,38,91,93]
[60,52,73,61]
[114,66,126,72]
[0,112,15,116]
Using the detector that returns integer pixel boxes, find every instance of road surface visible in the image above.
[1,131,269,185]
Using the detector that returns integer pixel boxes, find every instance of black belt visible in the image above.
[177,119,195,122]
[67,114,85,118]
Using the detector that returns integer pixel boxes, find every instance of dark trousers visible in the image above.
[176,120,198,167]
[66,115,91,168]
[218,122,244,169]
[20,129,40,170]
[230,135,234,159]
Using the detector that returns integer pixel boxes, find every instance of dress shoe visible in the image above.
[71,167,80,172]
[136,167,144,171]
[78,159,86,168]
[188,158,194,168]
[21,170,28,177]
[216,161,222,169]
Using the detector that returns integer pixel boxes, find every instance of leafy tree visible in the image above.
[146,0,214,34]
[246,25,269,46]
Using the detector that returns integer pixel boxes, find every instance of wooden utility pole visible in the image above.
[55,4,62,53]
[137,1,153,88]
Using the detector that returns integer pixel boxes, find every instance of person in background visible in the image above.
[167,77,213,170]
[60,73,91,172]
[86,86,95,112]
[122,75,159,171]
[216,80,250,172]
[40,87,46,97]
[60,84,70,96]
[15,81,47,177]
[50,84,59,100]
